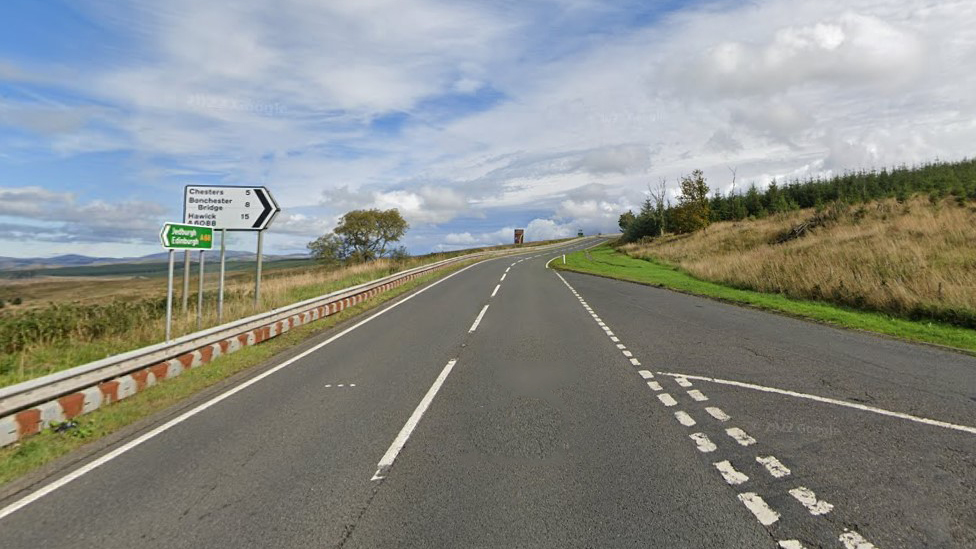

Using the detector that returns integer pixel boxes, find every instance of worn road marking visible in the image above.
[469,304,490,333]
[656,371,976,435]
[738,492,780,525]
[0,258,489,522]
[658,393,678,407]
[839,530,878,549]
[789,487,834,516]
[757,455,791,478]
[638,370,654,379]
[491,284,500,297]
[714,460,748,485]
[690,432,717,452]
[727,427,757,446]
[675,377,692,388]
[647,381,663,391]
[687,389,708,402]
[675,411,696,427]
[705,406,731,422]
[373,359,459,480]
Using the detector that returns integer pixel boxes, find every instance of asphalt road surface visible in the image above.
[1,238,973,548]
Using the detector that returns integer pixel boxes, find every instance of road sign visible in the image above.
[514,229,524,245]
[183,185,280,231]
[160,223,213,250]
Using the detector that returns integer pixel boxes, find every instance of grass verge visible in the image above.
[555,245,976,353]
[0,259,479,488]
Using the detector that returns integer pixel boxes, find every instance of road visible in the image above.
[0,238,974,548]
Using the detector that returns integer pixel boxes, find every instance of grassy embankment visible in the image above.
[556,197,976,352]
[0,238,570,387]
[0,260,477,486]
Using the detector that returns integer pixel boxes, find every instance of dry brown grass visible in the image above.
[621,197,976,326]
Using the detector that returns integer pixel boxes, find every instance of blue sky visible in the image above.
[1,0,974,258]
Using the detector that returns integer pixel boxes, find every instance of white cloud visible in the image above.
[4,0,976,257]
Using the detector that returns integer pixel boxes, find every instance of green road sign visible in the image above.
[160,222,213,250]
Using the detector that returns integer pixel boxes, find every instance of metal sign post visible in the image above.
[165,250,175,341]
[182,250,190,314]
[218,229,226,322]
[182,185,280,316]
[255,231,264,307]
[197,250,206,329]
[160,222,214,341]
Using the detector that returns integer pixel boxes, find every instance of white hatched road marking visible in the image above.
[726,427,757,446]
[789,486,834,516]
[690,432,717,452]
[757,455,791,478]
[674,411,696,427]
[738,492,780,526]
[714,460,749,485]
[656,370,976,435]
[705,407,731,422]
[840,530,878,548]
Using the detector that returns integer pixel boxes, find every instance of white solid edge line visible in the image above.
[0,259,488,522]
[491,284,500,297]
[657,371,976,435]
[372,359,458,480]
[469,304,490,333]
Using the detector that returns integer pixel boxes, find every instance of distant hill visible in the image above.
[0,251,309,272]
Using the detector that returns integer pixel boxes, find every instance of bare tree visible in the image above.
[647,178,669,235]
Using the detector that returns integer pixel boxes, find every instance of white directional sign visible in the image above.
[183,185,280,231]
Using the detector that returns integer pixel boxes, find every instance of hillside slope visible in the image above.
[621,197,976,328]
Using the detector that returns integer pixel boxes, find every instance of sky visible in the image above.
[0,0,974,258]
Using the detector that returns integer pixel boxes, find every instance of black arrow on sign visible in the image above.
[253,188,274,229]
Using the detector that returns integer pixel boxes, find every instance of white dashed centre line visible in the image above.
[714,460,749,485]
[778,540,805,549]
[638,370,654,379]
[789,487,834,516]
[726,427,757,446]
[372,359,458,481]
[491,284,500,297]
[647,381,663,391]
[738,493,780,526]
[468,304,490,333]
[675,377,693,388]
[630,358,641,366]
[687,389,709,402]
[757,455,791,478]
